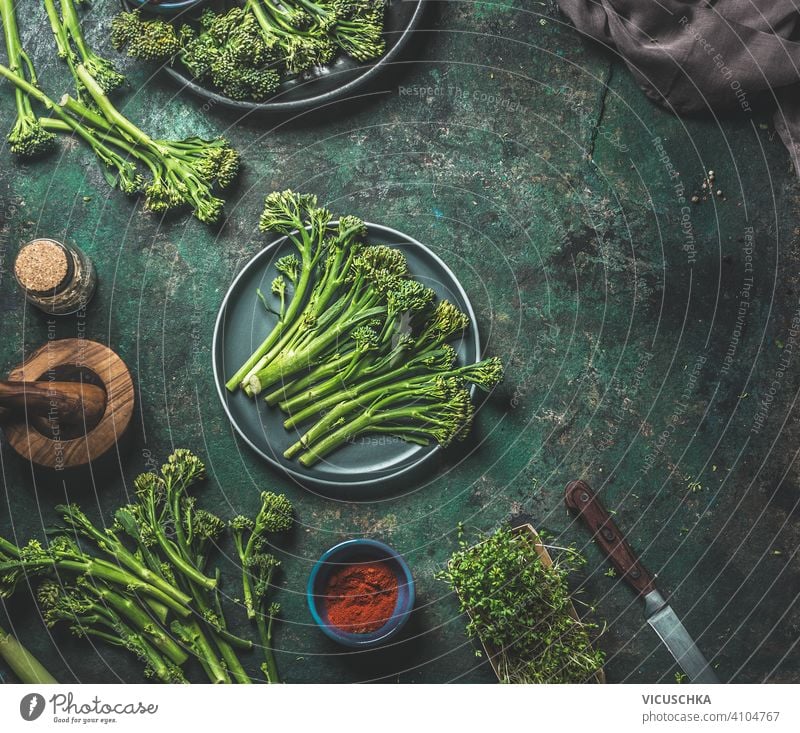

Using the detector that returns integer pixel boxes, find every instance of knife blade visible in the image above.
[565,480,720,684]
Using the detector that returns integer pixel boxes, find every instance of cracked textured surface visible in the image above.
[1,0,799,683]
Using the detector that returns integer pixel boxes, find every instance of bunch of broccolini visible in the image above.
[226,190,503,467]
[111,0,387,102]
[0,450,293,684]
[0,0,239,223]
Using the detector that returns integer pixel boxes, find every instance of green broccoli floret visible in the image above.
[209,51,280,101]
[230,491,293,683]
[275,254,302,284]
[110,10,181,62]
[1,1,57,157]
[7,114,56,157]
[112,0,389,102]
[333,11,386,62]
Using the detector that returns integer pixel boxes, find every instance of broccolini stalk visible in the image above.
[132,452,218,592]
[265,279,437,409]
[244,242,414,395]
[122,452,249,685]
[230,492,293,621]
[71,65,229,222]
[284,356,502,458]
[0,0,239,222]
[57,577,187,666]
[181,504,253,685]
[0,535,191,618]
[225,192,335,391]
[238,213,373,396]
[279,301,471,428]
[44,0,125,95]
[0,61,141,194]
[170,619,230,684]
[37,581,187,684]
[0,0,56,155]
[56,503,192,610]
[263,347,358,406]
[256,601,282,683]
[230,491,293,683]
[255,243,418,404]
[295,376,475,466]
[0,622,58,684]
[113,514,237,687]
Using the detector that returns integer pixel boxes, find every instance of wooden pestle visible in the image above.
[0,380,106,426]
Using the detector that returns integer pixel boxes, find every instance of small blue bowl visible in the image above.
[307,539,415,648]
[126,0,206,16]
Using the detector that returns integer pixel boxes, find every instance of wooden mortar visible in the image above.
[2,339,134,470]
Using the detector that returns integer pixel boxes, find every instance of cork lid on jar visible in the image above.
[14,239,71,293]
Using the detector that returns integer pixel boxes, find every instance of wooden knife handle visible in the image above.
[565,479,656,596]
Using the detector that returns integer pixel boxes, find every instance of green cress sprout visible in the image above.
[439,527,605,684]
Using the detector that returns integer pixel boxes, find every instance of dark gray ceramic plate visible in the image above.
[212,223,479,497]
[128,0,428,113]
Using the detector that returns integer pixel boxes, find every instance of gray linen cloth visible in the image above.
[558,0,800,173]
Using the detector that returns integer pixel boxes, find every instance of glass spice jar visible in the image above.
[13,238,96,315]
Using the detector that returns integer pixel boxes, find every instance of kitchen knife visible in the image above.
[565,480,720,684]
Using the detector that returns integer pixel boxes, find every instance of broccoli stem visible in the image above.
[57,505,193,609]
[201,581,253,684]
[256,607,280,684]
[138,494,217,592]
[0,535,190,618]
[279,333,460,427]
[285,380,432,458]
[0,64,126,177]
[172,620,230,684]
[230,213,367,393]
[45,592,186,684]
[71,65,147,146]
[263,348,356,406]
[0,0,33,121]
[296,400,444,466]
[82,583,188,666]
[213,633,251,684]
[93,624,182,685]
[225,231,320,392]
[43,0,71,58]
[231,529,258,621]
[0,623,58,684]
[58,0,92,60]
[285,356,498,459]
[282,359,427,431]
[240,235,362,394]
[78,557,191,616]
[187,582,252,684]
[247,303,386,395]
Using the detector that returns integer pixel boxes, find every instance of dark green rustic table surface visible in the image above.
[1,0,799,684]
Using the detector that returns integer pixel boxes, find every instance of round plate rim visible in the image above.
[163,0,428,113]
[211,221,481,491]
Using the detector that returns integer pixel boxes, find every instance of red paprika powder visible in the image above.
[323,561,399,633]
